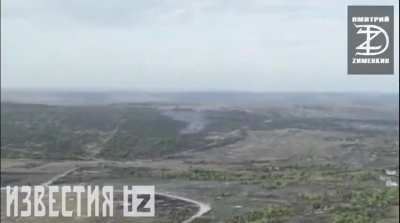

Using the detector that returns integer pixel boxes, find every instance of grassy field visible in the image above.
[1,95,398,223]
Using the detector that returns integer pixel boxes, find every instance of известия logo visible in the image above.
[348,6,394,74]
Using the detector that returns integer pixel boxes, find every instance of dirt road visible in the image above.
[158,192,211,223]
[1,166,211,223]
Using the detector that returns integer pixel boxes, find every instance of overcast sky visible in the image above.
[1,0,399,92]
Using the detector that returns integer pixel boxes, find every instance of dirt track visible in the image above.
[1,165,211,223]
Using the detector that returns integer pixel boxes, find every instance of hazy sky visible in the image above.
[1,0,399,92]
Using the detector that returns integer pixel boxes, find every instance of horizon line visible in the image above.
[1,87,399,95]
